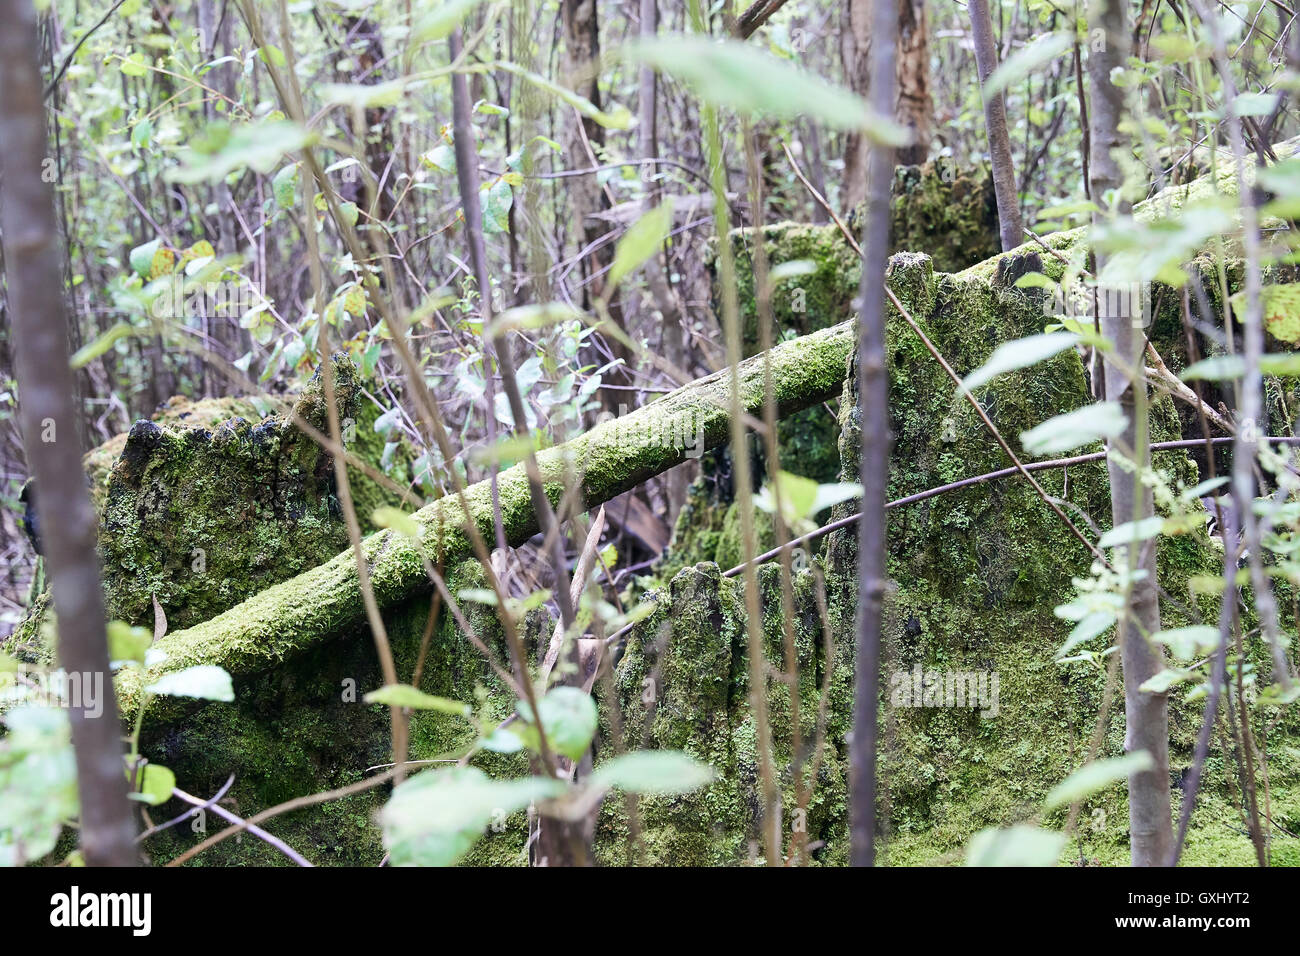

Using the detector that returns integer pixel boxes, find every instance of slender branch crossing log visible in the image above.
[116,320,857,714]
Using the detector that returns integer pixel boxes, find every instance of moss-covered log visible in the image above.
[9,359,413,659]
[114,320,859,717]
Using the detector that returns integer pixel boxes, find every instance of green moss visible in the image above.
[94,357,414,633]
[602,249,1300,866]
[111,320,859,721]
[886,159,1001,273]
[138,559,541,866]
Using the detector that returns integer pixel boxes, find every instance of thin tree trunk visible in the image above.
[895,0,932,166]
[967,0,1023,251]
[562,0,632,409]
[1088,0,1173,868]
[841,0,933,209]
[850,0,897,869]
[637,0,690,526]
[0,0,137,866]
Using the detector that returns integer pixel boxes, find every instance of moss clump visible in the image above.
[138,559,541,866]
[94,356,414,632]
[601,250,1298,866]
[886,159,1000,273]
[83,394,268,512]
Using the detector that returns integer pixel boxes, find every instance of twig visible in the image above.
[736,0,790,39]
[171,788,314,867]
[722,436,1300,578]
[166,769,397,866]
[43,0,130,100]
[136,774,235,843]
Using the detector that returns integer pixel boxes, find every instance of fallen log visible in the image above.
[115,318,858,715]
[111,135,1300,717]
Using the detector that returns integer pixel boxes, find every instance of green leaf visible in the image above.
[421,143,457,174]
[629,36,908,143]
[145,665,235,702]
[380,766,565,867]
[1036,200,1099,222]
[458,588,498,606]
[363,684,471,715]
[769,259,817,284]
[107,621,152,665]
[167,120,313,185]
[481,178,513,234]
[1230,92,1279,118]
[812,481,864,514]
[129,762,175,806]
[71,322,135,369]
[1260,352,1300,377]
[0,706,77,867]
[754,470,817,523]
[961,332,1079,392]
[319,78,410,109]
[1056,610,1116,658]
[515,686,598,761]
[590,751,715,795]
[118,53,150,77]
[479,727,526,753]
[1151,625,1220,661]
[132,118,153,150]
[1184,476,1229,501]
[606,202,674,294]
[258,44,287,69]
[412,0,493,44]
[983,32,1072,98]
[272,163,300,209]
[1182,351,1300,379]
[486,302,583,337]
[1098,515,1165,548]
[1044,751,1154,809]
[1020,402,1127,455]
[1012,271,1057,290]
[1140,667,1193,693]
[129,238,162,279]
[338,201,360,230]
[371,507,422,543]
[966,824,1066,867]
[1181,354,1245,381]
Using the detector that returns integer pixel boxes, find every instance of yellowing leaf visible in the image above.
[607,202,673,295]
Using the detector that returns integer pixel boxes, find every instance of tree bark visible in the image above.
[562,0,632,408]
[967,0,1023,251]
[637,0,690,527]
[0,0,137,866]
[1087,0,1173,867]
[895,0,932,166]
[849,0,897,870]
[842,0,933,209]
